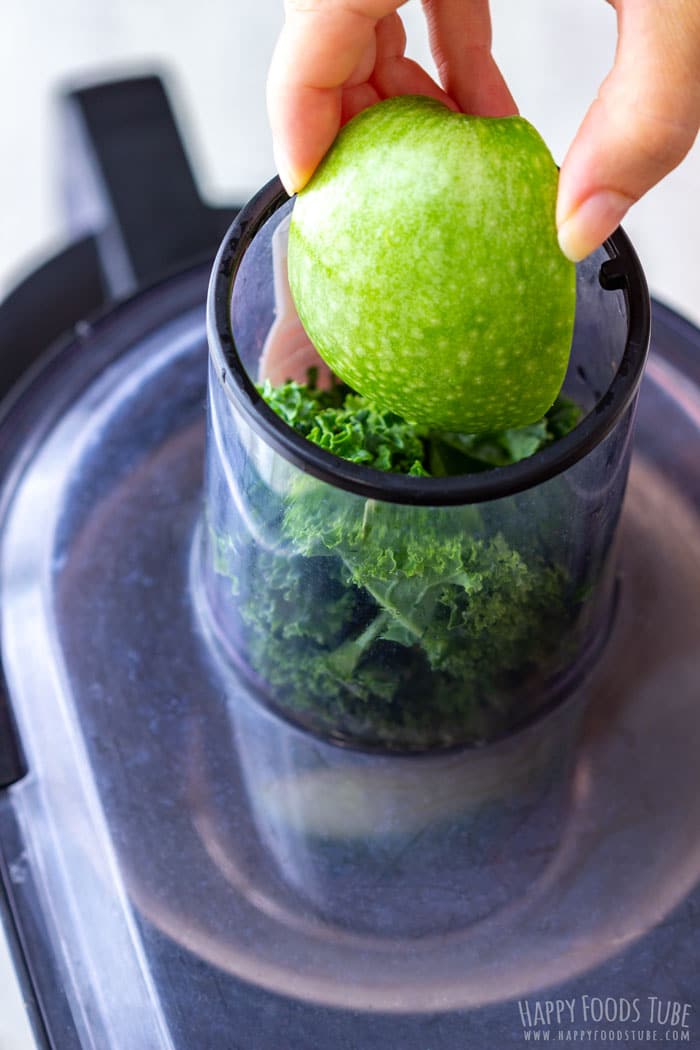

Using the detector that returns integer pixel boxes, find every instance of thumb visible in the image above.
[557,0,700,261]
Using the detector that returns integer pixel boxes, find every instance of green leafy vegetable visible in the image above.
[259,376,428,474]
[211,377,586,750]
[258,376,580,476]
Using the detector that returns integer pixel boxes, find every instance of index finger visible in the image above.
[422,0,517,116]
[267,0,405,192]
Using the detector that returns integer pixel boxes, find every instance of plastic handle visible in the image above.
[61,74,239,297]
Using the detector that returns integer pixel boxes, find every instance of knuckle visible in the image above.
[601,76,699,173]
[632,109,697,169]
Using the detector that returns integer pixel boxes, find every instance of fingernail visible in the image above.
[273,142,302,196]
[557,190,634,262]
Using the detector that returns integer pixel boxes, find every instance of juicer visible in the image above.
[0,74,698,1050]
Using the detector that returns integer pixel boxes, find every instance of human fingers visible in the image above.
[557,0,700,261]
[267,0,405,193]
[369,11,456,107]
[420,0,518,116]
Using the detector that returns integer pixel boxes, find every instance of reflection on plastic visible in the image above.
[225,659,584,937]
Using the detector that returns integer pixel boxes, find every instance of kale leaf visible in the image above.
[211,377,585,750]
[259,377,580,476]
[259,378,428,474]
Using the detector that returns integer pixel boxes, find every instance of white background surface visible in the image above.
[0,3,696,1043]
[0,0,697,321]
[0,908,38,1049]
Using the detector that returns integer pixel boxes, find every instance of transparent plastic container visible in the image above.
[202,181,649,755]
[225,657,584,935]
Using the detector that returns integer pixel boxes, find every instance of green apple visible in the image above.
[287,95,576,434]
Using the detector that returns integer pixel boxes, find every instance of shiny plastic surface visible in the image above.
[0,268,698,1045]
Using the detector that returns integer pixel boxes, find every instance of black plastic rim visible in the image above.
[208,177,651,507]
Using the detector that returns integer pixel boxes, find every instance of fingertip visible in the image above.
[557,219,589,264]
[268,81,343,194]
[271,140,307,195]
[557,190,635,262]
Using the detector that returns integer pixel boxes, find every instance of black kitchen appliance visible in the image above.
[0,75,698,1050]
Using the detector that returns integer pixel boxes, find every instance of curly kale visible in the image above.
[258,376,581,477]
[265,481,569,746]
[259,377,428,475]
[211,377,585,750]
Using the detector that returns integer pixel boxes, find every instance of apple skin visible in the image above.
[287,95,576,434]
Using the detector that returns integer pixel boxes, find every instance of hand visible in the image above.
[557,0,700,260]
[267,0,517,188]
[267,1,700,261]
